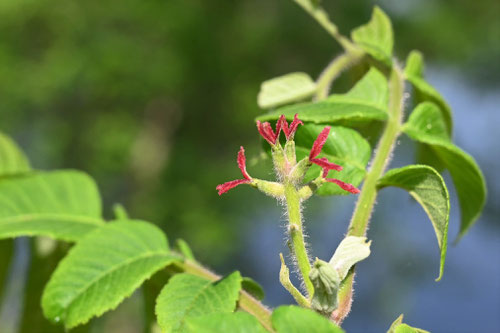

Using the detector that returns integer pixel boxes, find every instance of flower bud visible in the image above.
[309,258,341,315]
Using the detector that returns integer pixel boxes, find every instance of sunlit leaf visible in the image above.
[329,236,371,280]
[403,102,486,238]
[405,51,452,135]
[271,305,344,333]
[42,220,177,329]
[0,171,103,242]
[184,312,267,333]
[241,277,265,301]
[387,314,429,333]
[257,72,317,109]
[155,272,242,332]
[351,6,393,66]
[256,67,388,126]
[295,125,371,195]
[377,165,449,280]
[0,132,30,176]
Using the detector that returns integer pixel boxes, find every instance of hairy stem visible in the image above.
[284,182,314,297]
[334,66,405,324]
[177,259,274,332]
[315,52,363,101]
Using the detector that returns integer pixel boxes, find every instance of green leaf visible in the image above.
[155,272,242,332]
[241,277,265,301]
[41,220,177,329]
[351,6,393,66]
[0,132,30,176]
[329,236,371,280]
[184,312,267,333]
[175,238,195,260]
[257,72,317,109]
[295,125,371,195]
[405,51,453,135]
[394,324,430,333]
[387,314,404,333]
[377,165,449,280]
[271,305,344,333]
[0,171,103,242]
[256,67,388,126]
[403,103,487,238]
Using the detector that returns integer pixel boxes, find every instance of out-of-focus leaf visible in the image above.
[241,277,265,301]
[271,305,344,333]
[405,51,453,135]
[377,165,450,280]
[184,312,267,333]
[387,314,404,333]
[295,125,371,195]
[351,6,393,66]
[257,72,317,109]
[329,236,371,280]
[394,324,430,333]
[155,272,242,332]
[175,238,195,260]
[403,103,486,238]
[0,132,30,176]
[256,67,388,126]
[0,171,103,242]
[41,221,177,329]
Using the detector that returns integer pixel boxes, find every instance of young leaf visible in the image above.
[403,103,487,238]
[256,67,388,126]
[175,238,195,260]
[351,6,393,66]
[295,125,371,195]
[394,324,430,333]
[0,171,103,242]
[41,220,177,329]
[387,314,404,333]
[257,72,317,109]
[404,51,453,135]
[0,132,31,176]
[329,236,371,280]
[377,165,450,280]
[184,312,267,333]
[155,272,242,332]
[271,305,344,333]
[241,277,265,301]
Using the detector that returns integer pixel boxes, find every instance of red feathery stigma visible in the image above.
[237,146,251,180]
[216,179,251,195]
[287,114,303,140]
[309,126,331,160]
[325,178,360,194]
[256,120,278,145]
[311,157,343,172]
[216,146,252,195]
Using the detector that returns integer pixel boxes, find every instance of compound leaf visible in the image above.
[0,132,30,176]
[0,171,103,242]
[351,6,393,66]
[42,220,177,329]
[295,125,371,195]
[257,72,317,109]
[256,67,388,126]
[403,103,486,238]
[271,306,344,333]
[184,312,267,333]
[155,272,242,332]
[377,165,450,280]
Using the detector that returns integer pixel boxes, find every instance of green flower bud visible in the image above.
[309,258,341,315]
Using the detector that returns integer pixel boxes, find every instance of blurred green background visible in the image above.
[0,0,499,332]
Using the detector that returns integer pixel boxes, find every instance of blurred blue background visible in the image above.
[0,0,498,332]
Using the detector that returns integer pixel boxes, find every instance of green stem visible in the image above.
[348,66,404,236]
[284,182,314,297]
[334,66,405,324]
[177,259,274,332]
[315,52,363,101]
